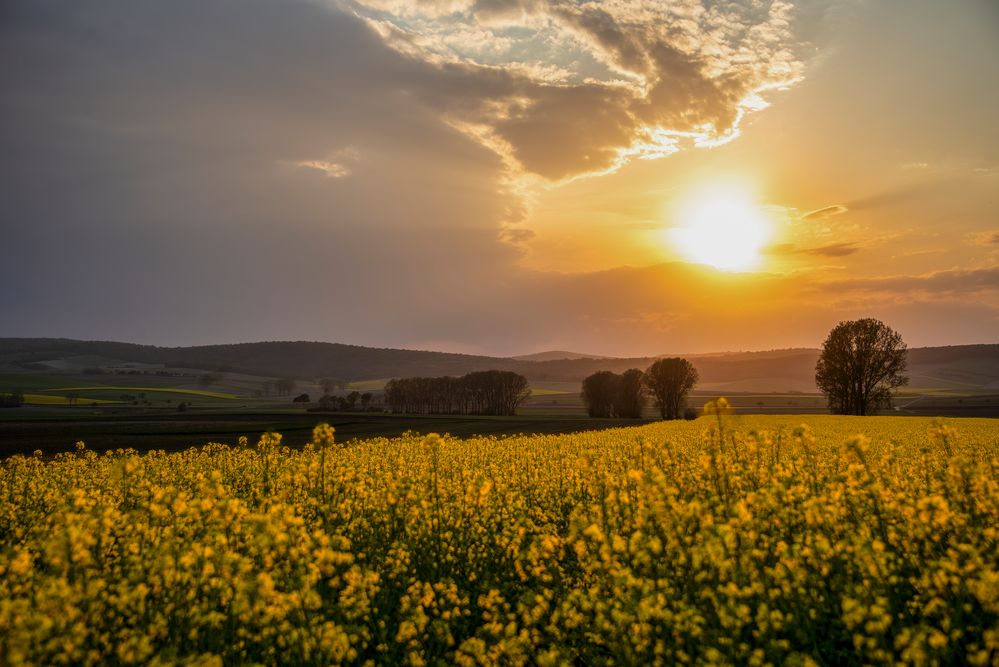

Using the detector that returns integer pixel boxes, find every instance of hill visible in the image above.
[1,338,998,393]
[510,350,611,361]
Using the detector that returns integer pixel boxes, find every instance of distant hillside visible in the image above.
[1,338,997,393]
[511,350,611,361]
[0,338,522,381]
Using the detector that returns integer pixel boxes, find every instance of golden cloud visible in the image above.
[351,0,805,180]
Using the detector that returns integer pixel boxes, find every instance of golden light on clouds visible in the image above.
[3,0,998,355]
[668,184,774,271]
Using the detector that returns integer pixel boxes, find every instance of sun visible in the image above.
[668,185,772,271]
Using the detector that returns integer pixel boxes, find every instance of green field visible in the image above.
[40,386,239,399]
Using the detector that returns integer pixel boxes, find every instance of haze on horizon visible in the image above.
[1,0,997,358]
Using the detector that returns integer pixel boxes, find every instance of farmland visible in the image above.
[1,414,996,665]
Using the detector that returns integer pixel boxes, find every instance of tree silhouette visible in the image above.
[615,368,646,418]
[644,358,698,420]
[581,371,620,418]
[815,318,908,415]
[384,371,530,416]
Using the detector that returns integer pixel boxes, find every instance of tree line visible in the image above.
[385,370,530,416]
[580,318,910,420]
[582,358,699,420]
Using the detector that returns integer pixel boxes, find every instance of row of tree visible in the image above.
[581,369,645,418]
[579,318,910,419]
[385,370,530,416]
[314,391,375,411]
[582,358,700,420]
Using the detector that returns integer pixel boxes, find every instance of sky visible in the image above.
[1,0,997,357]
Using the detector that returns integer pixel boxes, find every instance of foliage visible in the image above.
[644,357,699,419]
[1,416,998,665]
[615,368,646,418]
[581,368,645,418]
[385,371,530,416]
[816,319,908,415]
[581,371,620,417]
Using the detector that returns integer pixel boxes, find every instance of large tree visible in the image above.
[815,318,908,415]
[644,358,699,420]
[614,368,646,418]
[581,371,620,418]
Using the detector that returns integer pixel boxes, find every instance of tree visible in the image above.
[383,371,529,416]
[360,392,373,409]
[815,318,908,415]
[581,371,620,418]
[644,358,699,420]
[344,391,360,410]
[615,368,646,418]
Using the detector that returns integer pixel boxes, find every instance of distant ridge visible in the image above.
[1,338,998,393]
[510,350,612,362]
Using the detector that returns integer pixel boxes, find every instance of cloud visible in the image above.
[2,0,995,358]
[802,242,861,257]
[801,204,847,221]
[766,241,860,257]
[818,267,999,295]
[351,0,805,180]
[294,160,352,178]
[290,147,360,178]
[499,226,536,244]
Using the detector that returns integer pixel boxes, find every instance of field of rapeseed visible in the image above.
[1,411,997,665]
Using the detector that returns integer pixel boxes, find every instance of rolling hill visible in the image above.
[1,338,998,394]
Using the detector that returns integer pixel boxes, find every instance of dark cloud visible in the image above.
[0,0,525,345]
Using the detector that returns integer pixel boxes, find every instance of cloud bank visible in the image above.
[349,0,804,180]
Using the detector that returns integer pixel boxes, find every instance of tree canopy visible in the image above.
[643,358,698,420]
[815,318,908,416]
[385,370,530,416]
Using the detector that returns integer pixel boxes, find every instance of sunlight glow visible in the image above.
[669,185,773,271]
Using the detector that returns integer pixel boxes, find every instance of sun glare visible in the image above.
[669,185,772,271]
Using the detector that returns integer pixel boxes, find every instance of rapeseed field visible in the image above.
[1,411,997,665]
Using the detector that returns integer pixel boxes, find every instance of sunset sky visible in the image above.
[2,0,997,356]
